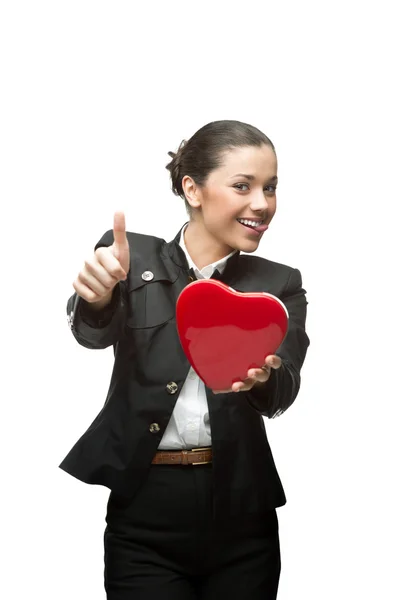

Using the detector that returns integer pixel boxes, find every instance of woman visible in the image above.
[60,120,310,599]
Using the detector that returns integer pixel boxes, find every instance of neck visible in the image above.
[183,220,234,271]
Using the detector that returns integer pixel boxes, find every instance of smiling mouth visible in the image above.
[237,218,265,228]
[236,218,269,236]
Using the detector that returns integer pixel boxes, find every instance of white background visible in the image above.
[1,1,398,598]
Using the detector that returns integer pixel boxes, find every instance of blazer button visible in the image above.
[188,275,194,283]
[166,382,178,394]
[149,423,160,433]
[142,271,154,281]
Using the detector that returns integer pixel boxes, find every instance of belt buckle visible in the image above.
[191,447,212,466]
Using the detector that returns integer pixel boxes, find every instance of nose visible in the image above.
[249,190,269,212]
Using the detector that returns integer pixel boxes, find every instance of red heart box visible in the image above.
[176,279,289,390]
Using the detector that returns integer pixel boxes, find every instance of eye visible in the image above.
[233,183,277,193]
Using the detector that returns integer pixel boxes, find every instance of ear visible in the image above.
[181,175,202,210]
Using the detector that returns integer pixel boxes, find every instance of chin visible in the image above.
[236,238,261,253]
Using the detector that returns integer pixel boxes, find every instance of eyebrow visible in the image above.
[229,173,278,182]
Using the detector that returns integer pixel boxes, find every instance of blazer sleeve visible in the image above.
[66,230,129,350]
[246,267,310,418]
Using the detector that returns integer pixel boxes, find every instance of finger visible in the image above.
[232,376,260,392]
[264,355,282,369]
[214,374,262,394]
[78,266,115,297]
[247,367,270,382]
[232,381,247,392]
[231,381,245,392]
[233,382,255,392]
[96,246,127,280]
[113,211,127,248]
[214,365,274,394]
[217,374,263,394]
[112,212,130,273]
[73,279,103,303]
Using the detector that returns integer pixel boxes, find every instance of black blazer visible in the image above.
[59,225,310,517]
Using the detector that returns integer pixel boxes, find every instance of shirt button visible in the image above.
[166,382,178,394]
[188,369,197,380]
[149,423,160,433]
[141,271,154,281]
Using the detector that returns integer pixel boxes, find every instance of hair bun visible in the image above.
[167,139,187,174]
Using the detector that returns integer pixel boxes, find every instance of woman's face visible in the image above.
[183,144,278,254]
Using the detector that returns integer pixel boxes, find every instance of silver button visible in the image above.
[166,382,178,395]
[149,423,160,433]
[141,271,154,281]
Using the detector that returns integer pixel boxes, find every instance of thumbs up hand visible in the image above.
[73,212,130,306]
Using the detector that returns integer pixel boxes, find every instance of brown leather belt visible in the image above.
[152,447,212,466]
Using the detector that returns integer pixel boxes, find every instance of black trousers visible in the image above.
[104,464,281,599]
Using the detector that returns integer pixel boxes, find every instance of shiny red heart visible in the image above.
[176,279,289,390]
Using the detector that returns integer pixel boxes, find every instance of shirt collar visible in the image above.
[179,224,236,280]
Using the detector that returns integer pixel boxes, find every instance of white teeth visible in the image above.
[238,219,262,227]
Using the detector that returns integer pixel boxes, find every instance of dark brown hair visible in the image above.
[165,120,276,213]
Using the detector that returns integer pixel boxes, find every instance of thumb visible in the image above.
[112,211,130,273]
[113,211,127,249]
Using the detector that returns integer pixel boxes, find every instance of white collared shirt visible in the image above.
[158,226,236,450]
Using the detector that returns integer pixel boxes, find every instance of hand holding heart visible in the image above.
[176,280,288,391]
[212,354,282,394]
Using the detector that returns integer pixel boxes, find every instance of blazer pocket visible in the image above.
[126,277,175,329]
